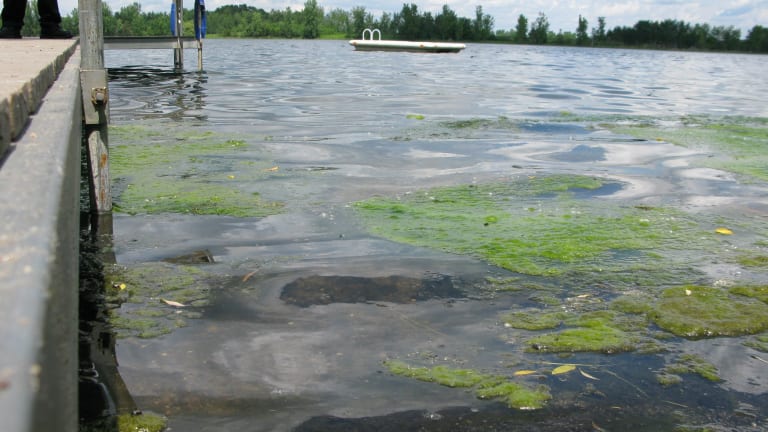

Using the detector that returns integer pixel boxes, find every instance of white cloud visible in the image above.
[58,0,764,34]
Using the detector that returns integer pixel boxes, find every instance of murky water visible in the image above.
[102,40,768,431]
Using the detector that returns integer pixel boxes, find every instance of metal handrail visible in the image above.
[361,28,381,40]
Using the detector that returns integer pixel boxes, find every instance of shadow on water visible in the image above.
[78,220,140,431]
[280,274,464,307]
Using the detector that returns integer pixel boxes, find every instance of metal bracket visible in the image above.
[80,69,109,125]
[91,87,108,105]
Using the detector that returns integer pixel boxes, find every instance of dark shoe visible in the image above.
[0,26,22,38]
[40,26,72,39]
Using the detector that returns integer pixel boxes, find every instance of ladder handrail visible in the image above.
[361,28,381,40]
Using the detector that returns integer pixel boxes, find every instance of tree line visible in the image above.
[47,0,768,53]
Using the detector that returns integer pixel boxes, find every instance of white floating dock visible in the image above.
[349,28,465,53]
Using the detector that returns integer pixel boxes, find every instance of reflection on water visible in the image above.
[106,40,768,126]
[102,40,768,432]
[107,66,208,120]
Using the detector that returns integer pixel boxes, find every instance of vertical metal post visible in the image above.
[174,0,184,69]
[79,0,112,219]
[197,40,203,71]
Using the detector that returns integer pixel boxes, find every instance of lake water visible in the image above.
[102,40,768,431]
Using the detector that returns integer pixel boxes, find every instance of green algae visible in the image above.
[105,262,214,338]
[729,285,768,304]
[526,320,638,354]
[383,361,487,388]
[475,381,552,410]
[502,310,565,330]
[354,174,714,279]
[656,372,683,386]
[743,334,768,352]
[117,412,167,432]
[662,354,721,382]
[440,116,519,131]
[736,254,768,268]
[109,125,284,217]
[383,360,550,410]
[607,116,768,181]
[610,294,655,315]
[650,286,768,338]
[515,307,665,354]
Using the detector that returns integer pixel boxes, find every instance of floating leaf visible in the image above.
[265,166,279,172]
[406,114,425,120]
[513,370,537,376]
[715,227,733,235]
[161,298,186,307]
[551,364,576,375]
[579,369,599,380]
[242,270,258,283]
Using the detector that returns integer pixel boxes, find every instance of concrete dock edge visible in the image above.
[0,46,82,432]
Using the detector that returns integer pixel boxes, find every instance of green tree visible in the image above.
[514,14,528,42]
[711,25,741,50]
[576,14,589,45]
[395,3,420,40]
[473,5,493,40]
[22,1,39,36]
[114,3,145,36]
[378,12,393,37]
[302,0,321,38]
[591,16,606,44]
[322,8,350,37]
[745,25,768,52]
[529,12,549,44]
[435,4,457,40]
[350,6,370,38]
[102,3,118,35]
[61,6,77,35]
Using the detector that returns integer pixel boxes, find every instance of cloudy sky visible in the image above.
[60,0,767,35]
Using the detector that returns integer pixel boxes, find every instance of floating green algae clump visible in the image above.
[525,318,638,354]
[743,334,768,352]
[354,174,710,279]
[383,360,550,410]
[106,262,213,338]
[118,412,167,432]
[650,286,768,338]
[661,354,721,382]
[502,310,566,330]
[736,254,768,269]
[110,125,283,217]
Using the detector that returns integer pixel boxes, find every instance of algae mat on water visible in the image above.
[383,360,551,410]
[105,262,213,338]
[353,174,722,280]
[607,116,768,182]
[109,124,284,217]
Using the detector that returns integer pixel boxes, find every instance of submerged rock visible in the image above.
[163,249,215,264]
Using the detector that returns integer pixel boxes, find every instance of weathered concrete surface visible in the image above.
[0,41,81,432]
[0,39,78,157]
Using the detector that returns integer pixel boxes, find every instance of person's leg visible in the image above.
[37,0,70,38]
[0,0,25,38]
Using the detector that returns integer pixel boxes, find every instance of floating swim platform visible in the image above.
[349,28,465,53]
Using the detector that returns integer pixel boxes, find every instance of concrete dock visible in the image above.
[0,38,82,432]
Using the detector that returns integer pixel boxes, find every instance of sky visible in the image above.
[59,0,767,36]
